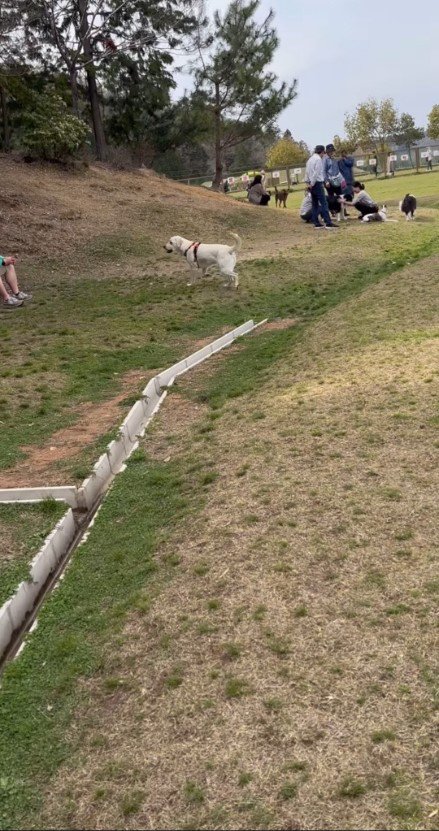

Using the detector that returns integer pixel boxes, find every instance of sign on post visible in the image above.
[272,171,280,179]
[389,154,397,161]
[294,168,302,174]
[400,154,409,161]
[357,159,365,166]
[227,177,235,185]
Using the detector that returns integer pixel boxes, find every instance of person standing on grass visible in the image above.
[344,181,379,219]
[304,145,337,229]
[324,143,344,201]
[338,152,355,201]
[426,149,433,171]
[0,255,31,309]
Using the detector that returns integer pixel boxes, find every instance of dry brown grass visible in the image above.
[39,255,438,830]
[0,155,294,276]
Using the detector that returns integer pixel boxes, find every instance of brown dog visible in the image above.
[274,186,289,208]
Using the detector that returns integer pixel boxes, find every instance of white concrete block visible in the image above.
[92,452,113,487]
[30,541,57,584]
[184,344,213,370]
[48,510,76,560]
[232,319,255,337]
[142,378,157,399]
[0,486,79,507]
[7,581,39,630]
[157,360,187,387]
[106,435,129,475]
[121,400,145,442]
[0,602,13,658]
[210,331,235,353]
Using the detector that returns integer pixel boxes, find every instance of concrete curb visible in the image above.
[0,318,266,661]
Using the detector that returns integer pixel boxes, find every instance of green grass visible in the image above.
[0,451,197,829]
[232,167,439,211]
[0,178,438,830]
[0,501,65,607]
[1,196,438,474]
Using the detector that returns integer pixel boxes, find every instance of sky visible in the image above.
[176,0,439,148]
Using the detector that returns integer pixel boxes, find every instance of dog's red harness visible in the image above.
[183,241,201,268]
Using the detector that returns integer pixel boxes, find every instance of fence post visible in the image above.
[415,147,420,173]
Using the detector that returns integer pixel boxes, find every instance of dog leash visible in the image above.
[183,241,201,268]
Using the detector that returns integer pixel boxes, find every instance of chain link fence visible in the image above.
[176,143,439,192]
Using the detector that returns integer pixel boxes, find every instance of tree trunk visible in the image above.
[78,0,106,161]
[0,86,10,152]
[70,67,80,116]
[415,146,420,172]
[212,81,223,190]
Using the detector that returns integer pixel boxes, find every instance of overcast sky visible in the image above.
[177,0,439,148]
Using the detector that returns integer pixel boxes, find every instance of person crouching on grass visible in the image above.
[0,255,32,309]
[343,182,379,220]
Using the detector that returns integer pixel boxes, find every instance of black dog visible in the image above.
[400,193,417,221]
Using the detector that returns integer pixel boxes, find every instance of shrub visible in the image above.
[22,93,89,161]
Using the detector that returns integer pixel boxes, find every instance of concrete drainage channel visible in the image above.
[0,319,267,670]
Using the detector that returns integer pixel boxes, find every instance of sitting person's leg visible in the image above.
[0,276,23,307]
[260,193,270,205]
[353,202,375,218]
[2,258,31,300]
[300,210,313,222]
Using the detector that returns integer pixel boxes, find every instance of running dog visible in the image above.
[164,233,242,288]
[399,193,417,220]
[275,186,289,208]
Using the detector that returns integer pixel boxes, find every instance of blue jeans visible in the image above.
[310,182,333,226]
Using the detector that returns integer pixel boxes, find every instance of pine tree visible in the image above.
[193,0,297,189]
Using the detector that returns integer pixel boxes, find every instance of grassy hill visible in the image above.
[0,157,438,831]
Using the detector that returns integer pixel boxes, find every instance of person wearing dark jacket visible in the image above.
[338,153,355,199]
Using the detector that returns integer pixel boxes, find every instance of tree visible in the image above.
[21,0,201,161]
[193,0,297,189]
[345,98,399,169]
[266,134,308,168]
[332,134,357,156]
[393,113,424,166]
[427,104,439,139]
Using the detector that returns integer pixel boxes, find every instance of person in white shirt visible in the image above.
[305,145,336,229]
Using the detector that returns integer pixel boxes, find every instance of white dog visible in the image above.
[362,205,398,223]
[164,233,242,288]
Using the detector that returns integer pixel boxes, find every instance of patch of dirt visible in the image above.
[0,370,152,487]
[259,317,298,331]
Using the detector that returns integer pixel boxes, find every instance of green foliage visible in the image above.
[266,133,308,168]
[344,97,399,153]
[22,93,88,161]
[393,113,424,148]
[193,0,297,186]
[427,104,439,139]
[332,133,357,155]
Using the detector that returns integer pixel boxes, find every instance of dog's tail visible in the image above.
[229,233,242,252]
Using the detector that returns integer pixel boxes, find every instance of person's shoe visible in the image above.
[325,224,338,229]
[14,291,32,300]
[314,224,325,229]
[3,295,24,308]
